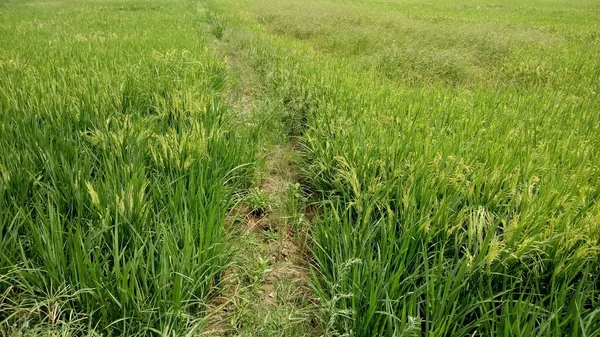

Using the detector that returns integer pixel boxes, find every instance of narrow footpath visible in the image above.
[201,8,320,336]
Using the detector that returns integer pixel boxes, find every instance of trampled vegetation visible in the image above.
[1,0,599,336]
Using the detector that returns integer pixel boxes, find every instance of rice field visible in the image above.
[1,0,599,336]
[0,0,256,335]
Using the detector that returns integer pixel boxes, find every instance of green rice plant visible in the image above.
[0,0,257,335]
[284,182,309,231]
[203,0,600,335]
[2,0,599,334]
[206,11,228,40]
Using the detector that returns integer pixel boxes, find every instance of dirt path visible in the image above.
[201,10,319,335]
[203,145,318,336]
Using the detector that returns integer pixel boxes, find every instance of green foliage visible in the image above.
[0,0,257,335]
[206,11,227,39]
[245,187,272,216]
[2,0,600,335]
[285,182,309,230]
[205,0,600,335]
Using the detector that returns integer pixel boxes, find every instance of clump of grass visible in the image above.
[206,11,227,39]
[245,187,272,216]
[0,270,101,337]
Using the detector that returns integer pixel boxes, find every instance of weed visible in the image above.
[245,187,273,217]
